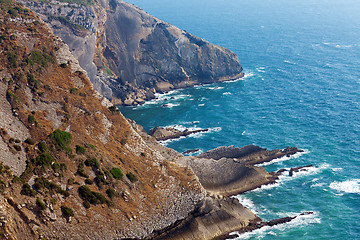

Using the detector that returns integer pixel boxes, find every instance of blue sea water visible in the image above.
[120,0,360,239]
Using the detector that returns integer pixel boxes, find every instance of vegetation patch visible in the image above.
[110,167,123,180]
[28,50,55,68]
[126,172,138,182]
[38,142,47,152]
[36,198,46,210]
[6,52,18,68]
[77,162,89,178]
[32,153,53,166]
[14,145,21,151]
[24,138,35,145]
[49,129,72,154]
[76,145,86,154]
[70,88,78,94]
[34,177,69,197]
[84,158,99,169]
[20,183,37,196]
[61,206,74,218]
[106,188,117,199]
[78,185,108,206]
[51,162,67,172]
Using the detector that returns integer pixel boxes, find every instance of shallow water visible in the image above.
[121,0,360,238]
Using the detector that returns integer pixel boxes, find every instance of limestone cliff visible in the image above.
[17,0,244,105]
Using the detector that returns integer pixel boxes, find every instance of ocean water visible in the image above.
[120,0,360,239]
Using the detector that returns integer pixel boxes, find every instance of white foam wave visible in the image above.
[251,182,281,193]
[255,149,310,167]
[311,182,326,188]
[256,67,266,73]
[162,103,180,108]
[198,103,205,107]
[225,72,254,83]
[232,212,320,239]
[329,179,360,194]
[183,149,203,156]
[284,60,297,65]
[331,167,343,172]
[208,86,224,90]
[223,92,232,95]
[234,195,258,214]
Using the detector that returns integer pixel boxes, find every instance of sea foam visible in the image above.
[231,211,320,239]
[329,179,360,194]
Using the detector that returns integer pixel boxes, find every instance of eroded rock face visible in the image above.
[18,0,244,105]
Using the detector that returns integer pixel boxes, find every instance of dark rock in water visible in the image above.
[197,145,303,166]
[149,126,208,141]
[289,164,313,176]
[217,212,314,240]
[182,149,200,155]
[276,168,287,174]
[197,145,265,160]
[154,196,259,240]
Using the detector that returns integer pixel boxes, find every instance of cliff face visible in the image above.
[0,1,206,238]
[17,0,244,105]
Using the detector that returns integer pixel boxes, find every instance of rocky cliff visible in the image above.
[17,0,244,105]
[0,2,207,238]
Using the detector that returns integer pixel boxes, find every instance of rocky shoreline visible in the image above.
[130,119,311,239]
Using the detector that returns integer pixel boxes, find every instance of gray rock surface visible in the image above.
[18,0,244,105]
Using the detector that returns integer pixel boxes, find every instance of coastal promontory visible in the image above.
[18,0,244,105]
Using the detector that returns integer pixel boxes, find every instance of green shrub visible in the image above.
[78,185,102,205]
[76,145,86,154]
[28,115,36,124]
[106,188,117,199]
[20,183,37,196]
[29,50,54,67]
[34,177,69,197]
[126,172,138,182]
[120,139,127,145]
[38,142,47,152]
[83,201,90,209]
[24,138,35,145]
[6,91,18,100]
[14,145,21,151]
[77,163,89,178]
[61,206,74,217]
[49,129,72,153]
[109,106,117,113]
[59,63,67,68]
[85,178,93,185]
[7,8,18,17]
[84,158,99,169]
[6,52,17,68]
[33,153,53,166]
[52,162,67,172]
[70,88,78,94]
[36,198,46,210]
[140,152,145,157]
[9,138,14,143]
[110,167,123,180]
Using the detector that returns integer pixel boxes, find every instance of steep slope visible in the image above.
[17,0,244,105]
[0,1,205,238]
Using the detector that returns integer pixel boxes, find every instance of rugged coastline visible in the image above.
[0,0,313,239]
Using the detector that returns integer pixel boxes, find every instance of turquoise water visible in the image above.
[121,0,360,239]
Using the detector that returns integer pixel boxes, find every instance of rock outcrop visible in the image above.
[18,0,244,105]
[149,126,209,141]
